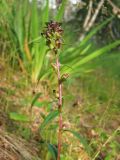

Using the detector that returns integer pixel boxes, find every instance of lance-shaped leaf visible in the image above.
[47,143,58,160]
[40,110,59,130]
[9,112,30,122]
[31,92,42,107]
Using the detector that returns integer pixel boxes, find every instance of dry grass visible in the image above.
[0,128,41,160]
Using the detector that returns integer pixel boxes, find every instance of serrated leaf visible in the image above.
[40,110,59,130]
[9,112,30,122]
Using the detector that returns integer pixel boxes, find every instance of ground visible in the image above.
[0,56,120,160]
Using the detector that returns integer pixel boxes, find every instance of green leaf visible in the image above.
[105,154,112,160]
[40,110,59,130]
[31,92,42,107]
[31,0,39,39]
[34,101,45,108]
[64,129,91,154]
[14,2,25,54]
[72,40,120,70]
[62,40,120,75]
[9,112,30,122]
[80,43,92,55]
[34,100,52,111]
[47,143,58,160]
[60,17,114,64]
[41,0,49,27]
[55,0,67,21]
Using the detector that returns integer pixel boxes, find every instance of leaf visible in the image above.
[64,129,91,154]
[14,2,25,54]
[55,0,67,21]
[105,154,112,160]
[31,92,42,107]
[72,40,120,70]
[61,40,120,75]
[40,110,59,130]
[80,43,92,55]
[39,141,58,160]
[41,0,49,27]
[47,143,58,160]
[31,0,39,39]
[9,112,30,122]
[60,17,114,65]
[34,101,52,113]
[34,101,44,108]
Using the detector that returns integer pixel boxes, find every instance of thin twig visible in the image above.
[79,0,105,41]
[107,0,120,15]
[107,0,120,11]
[83,0,93,29]
[85,0,105,32]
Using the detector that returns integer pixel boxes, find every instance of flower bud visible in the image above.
[41,21,63,54]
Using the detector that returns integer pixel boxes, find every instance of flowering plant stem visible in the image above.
[41,21,64,159]
[56,56,63,160]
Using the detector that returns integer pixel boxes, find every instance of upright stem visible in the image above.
[56,57,63,160]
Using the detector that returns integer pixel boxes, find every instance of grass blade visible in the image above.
[41,0,49,27]
[55,0,67,21]
[72,40,120,70]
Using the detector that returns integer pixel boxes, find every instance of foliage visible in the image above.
[39,110,59,131]
[31,92,42,107]
[1,0,120,84]
[9,112,30,122]
[1,0,120,159]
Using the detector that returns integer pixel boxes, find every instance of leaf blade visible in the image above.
[40,110,59,130]
[31,92,42,107]
[9,112,30,122]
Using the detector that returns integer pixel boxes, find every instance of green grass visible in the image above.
[91,52,120,79]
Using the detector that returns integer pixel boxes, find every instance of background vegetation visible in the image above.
[0,0,120,160]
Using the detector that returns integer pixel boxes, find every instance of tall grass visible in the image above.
[1,0,120,84]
